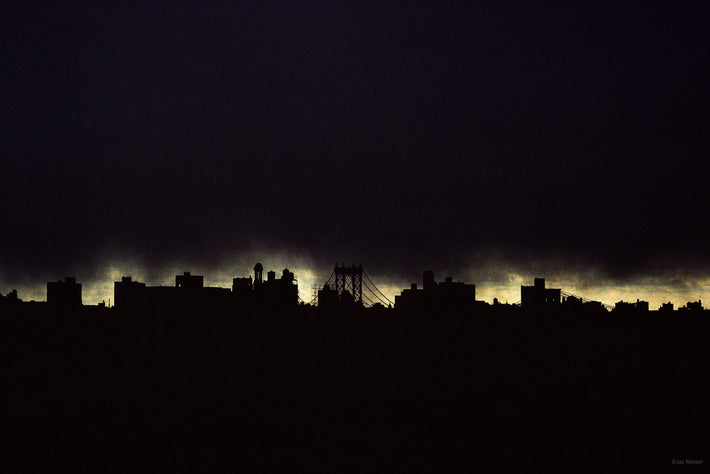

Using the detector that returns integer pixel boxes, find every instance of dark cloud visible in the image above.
[2,1,709,290]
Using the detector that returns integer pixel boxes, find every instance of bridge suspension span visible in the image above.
[308,264,394,308]
[561,290,614,310]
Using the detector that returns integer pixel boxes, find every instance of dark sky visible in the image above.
[2,1,709,299]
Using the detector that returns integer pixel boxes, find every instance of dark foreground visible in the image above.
[4,305,708,472]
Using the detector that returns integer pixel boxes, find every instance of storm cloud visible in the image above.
[2,2,709,304]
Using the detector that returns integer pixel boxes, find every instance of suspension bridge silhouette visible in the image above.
[305,264,394,308]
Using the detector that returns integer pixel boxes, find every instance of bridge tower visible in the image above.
[334,263,363,304]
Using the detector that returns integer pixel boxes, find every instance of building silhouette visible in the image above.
[255,267,299,309]
[47,276,82,308]
[0,289,21,304]
[113,265,298,313]
[176,271,204,290]
[28,267,702,317]
[114,272,230,311]
[561,295,607,313]
[316,283,340,311]
[114,276,147,310]
[232,275,253,305]
[521,278,560,310]
[613,299,649,313]
[395,271,476,311]
[254,263,263,285]
[679,300,704,312]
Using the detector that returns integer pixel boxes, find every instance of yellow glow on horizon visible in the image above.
[3,265,709,311]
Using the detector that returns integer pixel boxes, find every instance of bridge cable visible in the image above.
[362,271,394,306]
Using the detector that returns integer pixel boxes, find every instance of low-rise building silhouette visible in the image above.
[317,283,340,311]
[679,300,703,312]
[255,267,299,309]
[395,271,476,311]
[613,299,649,313]
[232,276,253,304]
[233,263,299,309]
[113,264,299,313]
[47,276,82,308]
[0,289,21,304]
[562,295,607,313]
[176,271,204,290]
[521,278,560,310]
[114,272,230,311]
[114,276,147,310]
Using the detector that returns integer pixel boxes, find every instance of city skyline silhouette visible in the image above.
[4,261,708,472]
[2,260,708,311]
[3,1,708,471]
[3,2,710,311]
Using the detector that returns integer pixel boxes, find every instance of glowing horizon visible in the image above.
[5,263,708,311]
